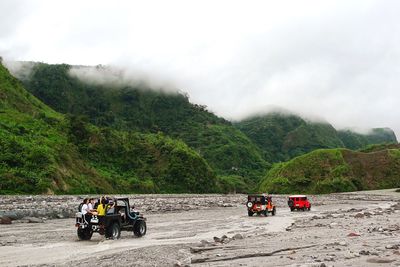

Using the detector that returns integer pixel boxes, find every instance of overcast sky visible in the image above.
[1,0,400,137]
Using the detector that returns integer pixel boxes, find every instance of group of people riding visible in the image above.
[80,196,116,217]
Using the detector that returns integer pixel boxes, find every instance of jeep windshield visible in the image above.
[249,196,263,202]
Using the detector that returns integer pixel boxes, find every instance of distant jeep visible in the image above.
[75,198,146,240]
[246,194,276,216]
[288,195,311,211]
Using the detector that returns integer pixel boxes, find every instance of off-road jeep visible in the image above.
[288,195,311,211]
[75,198,146,240]
[246,194,276,216]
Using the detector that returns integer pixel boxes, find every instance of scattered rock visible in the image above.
[3,211,19,220]
[199,240,211,247]
[12,219,29,223]
[323,256,335,262]
[366,258,396,263]
[366,211,374,216]
[232,233,244,240]
[359,250,370,255]
[354,213,364,218]
[347,232,361,237]
[213,235,229,243]
[0,216,12,224]
[385,245,399,249]
[21,217,44,223]
[213,236,221,243]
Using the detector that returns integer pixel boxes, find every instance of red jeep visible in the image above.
[247,194,276,216]
[288,195,311,211]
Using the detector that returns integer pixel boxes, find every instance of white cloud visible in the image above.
[1,0,399,138]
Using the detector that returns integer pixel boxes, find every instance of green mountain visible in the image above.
[3,60,398,195]
[235,113,397,163]
[235,113,344,162]
[0,62,219,194]
[338,128,398,150]
[259,144,400,194]
[19,63,268,182]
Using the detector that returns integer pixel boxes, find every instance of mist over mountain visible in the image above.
[1,59,399,195]
[2,1,400,138]
[0,62,221,194]
[236,112,397,163]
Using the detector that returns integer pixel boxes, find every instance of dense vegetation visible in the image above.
[338,128,397,150]
[0,63,221,194]
[20,63,268,183]
[1,61,398,195]
[259,145,400,194]
[235,113,397,162]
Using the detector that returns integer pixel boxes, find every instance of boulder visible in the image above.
[0,216,12,224]
[366,258,395,263]
[21,217,44,223]
[347,232,361,237]
[354,213,364,218]
[232,233,244,240]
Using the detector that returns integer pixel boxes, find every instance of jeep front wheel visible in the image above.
[133,220,147,237]
[248,210,254,216]
[77,227,93,240]
[106,222,121,239]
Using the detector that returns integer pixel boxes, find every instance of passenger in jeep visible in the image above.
[87,198,98,215]
[81,198,89,214]
[81,198,92,222]
[97,197,107,216]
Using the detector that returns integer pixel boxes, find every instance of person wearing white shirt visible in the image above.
[87,198,98,215]
[87,199,93,211]
[81,198,89,215]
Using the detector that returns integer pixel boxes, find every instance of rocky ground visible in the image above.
[0,189,399,266]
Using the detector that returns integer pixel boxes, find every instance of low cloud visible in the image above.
[1,0,400,138]
[69,65,179,93]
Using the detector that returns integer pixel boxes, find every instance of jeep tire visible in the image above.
[263,210,268,217]
[248,210,254,216]
[272,207,276,216]
[133,220,147,237]
[77,227,93,240]
[106,222,121,239]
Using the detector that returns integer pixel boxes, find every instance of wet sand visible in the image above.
[0,189,399,266]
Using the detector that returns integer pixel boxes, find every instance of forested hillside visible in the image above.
[259,144,400,194]
[2,61,399,195]
[235,113,397,162]
[338,128,398,150]
[0,62,221,194]
[19,63,268,182]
